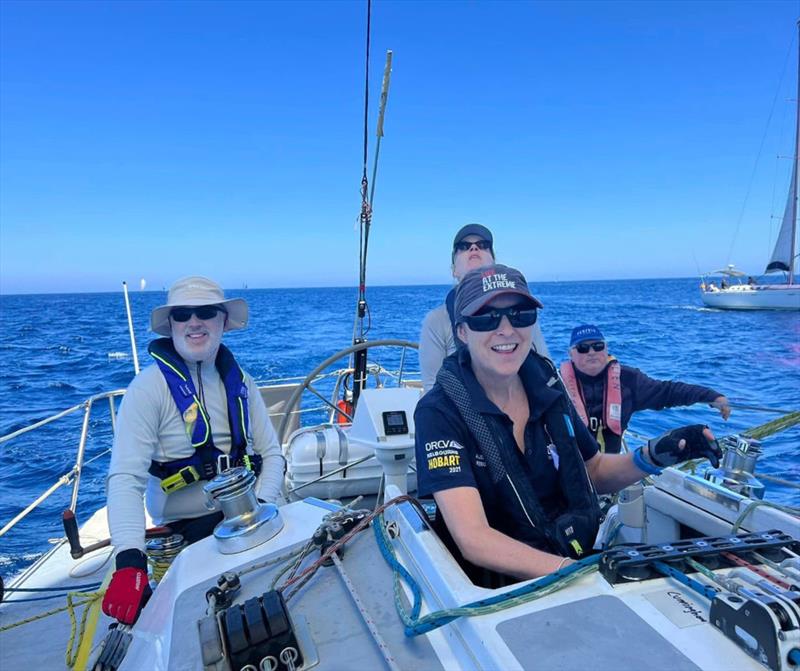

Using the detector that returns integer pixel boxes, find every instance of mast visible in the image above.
[791,19,799,284]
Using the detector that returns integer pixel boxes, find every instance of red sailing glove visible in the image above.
[102,549,152,625]
[648,424,722,469]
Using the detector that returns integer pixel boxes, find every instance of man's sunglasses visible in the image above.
[454,239,492,252]
[170,305,227,322]
[575,341,606,354]
[463,306,538,332]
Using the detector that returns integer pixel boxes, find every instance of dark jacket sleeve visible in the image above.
[624,366,720,413]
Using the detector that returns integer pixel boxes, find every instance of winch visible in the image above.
[146,533,186,582]
[704,434,765,499]
[203,465,284,554]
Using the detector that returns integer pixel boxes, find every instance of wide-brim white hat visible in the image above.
[150,276,249,336]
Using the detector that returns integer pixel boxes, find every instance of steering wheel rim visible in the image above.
[277,339,419,442]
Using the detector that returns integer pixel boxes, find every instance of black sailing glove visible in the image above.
[647,424,722,469]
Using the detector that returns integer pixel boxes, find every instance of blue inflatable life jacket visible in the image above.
[147,338,262,491]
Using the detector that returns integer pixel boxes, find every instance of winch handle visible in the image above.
[62,508,173,559]
[145,526,174,538]
[62,509,83,559]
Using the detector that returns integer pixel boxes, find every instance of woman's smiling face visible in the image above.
[458,294,532,383]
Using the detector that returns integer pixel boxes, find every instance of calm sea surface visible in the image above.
[0,278,798,575]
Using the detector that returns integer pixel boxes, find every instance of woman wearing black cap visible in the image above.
[418,224,550,392]
[413,264,722,586]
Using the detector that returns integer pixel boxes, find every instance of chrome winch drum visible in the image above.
[146,533,186,583]
[203,466,284,554]
[704,434,765,500]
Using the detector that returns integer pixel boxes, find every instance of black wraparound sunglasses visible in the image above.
[454,239,492,252]
[170,305,227,322]
[463,306,538,332]
[575,341,606,354]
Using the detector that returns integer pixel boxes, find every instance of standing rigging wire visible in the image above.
[355,0,372,342]
[724,28,795,270]
[349,0,373,411]
[348,0,394,409]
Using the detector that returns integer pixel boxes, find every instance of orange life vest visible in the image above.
[559,359,623,441]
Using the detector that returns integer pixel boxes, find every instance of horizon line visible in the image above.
[0,274,749,298]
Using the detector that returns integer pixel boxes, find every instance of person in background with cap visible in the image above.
[419,224,550,392]
[102,276,285,625]
[414,265,722,586]
[560,324,730,454]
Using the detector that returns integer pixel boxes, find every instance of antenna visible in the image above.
[122,281,140,374]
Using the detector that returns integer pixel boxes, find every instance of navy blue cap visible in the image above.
[570,324,605,348]
[455,264,543,323]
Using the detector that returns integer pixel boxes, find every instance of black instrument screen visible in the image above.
[382,410,409,436]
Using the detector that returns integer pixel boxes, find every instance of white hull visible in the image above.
[700,284,800,310]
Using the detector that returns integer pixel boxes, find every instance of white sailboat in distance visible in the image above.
[701,25,800,311]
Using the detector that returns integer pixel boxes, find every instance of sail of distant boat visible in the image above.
[139,278,146,291]
[699,21,800,310]
[766,158,798,275]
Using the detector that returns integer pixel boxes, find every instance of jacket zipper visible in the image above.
[505,474,537,530]
[196,361,205,407]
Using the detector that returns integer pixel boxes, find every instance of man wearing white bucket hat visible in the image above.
[103,276,284,625]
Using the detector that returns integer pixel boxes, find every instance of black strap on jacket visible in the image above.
[435,352,601,558]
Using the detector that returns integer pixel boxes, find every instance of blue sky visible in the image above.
[1,0,798,294]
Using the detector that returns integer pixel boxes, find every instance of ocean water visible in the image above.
[0,278,798,576]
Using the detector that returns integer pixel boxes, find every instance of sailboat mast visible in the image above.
[791,20,800,284]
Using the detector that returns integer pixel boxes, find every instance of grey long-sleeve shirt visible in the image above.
[107,358,284,553]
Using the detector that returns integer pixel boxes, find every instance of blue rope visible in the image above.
[4,582,101,593]
[456,555,600,610]
[652,561,719,601]
[3,593,88,603]
[371,515,422,623]
[373,512,601,636]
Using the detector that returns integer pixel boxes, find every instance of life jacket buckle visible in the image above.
[589,416,599,432]
[217,454,232,474]
[160,465,200,494]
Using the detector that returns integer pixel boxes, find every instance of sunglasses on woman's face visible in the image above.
[170,305,226,322]
[575,341,606,354]
[453,239,492,253]
[463,306,538,332]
